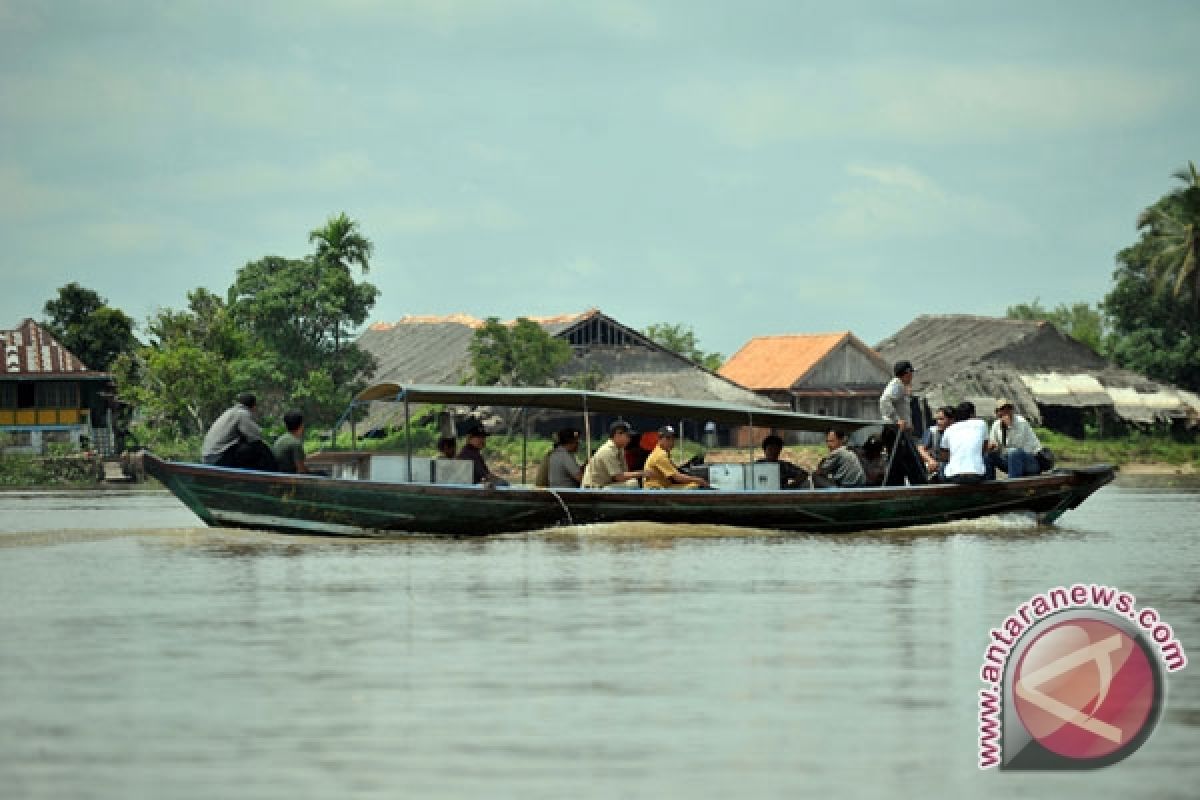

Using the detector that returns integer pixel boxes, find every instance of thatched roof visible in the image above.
[876,315,1200,425]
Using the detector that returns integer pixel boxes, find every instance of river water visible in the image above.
[0,484,1196,799]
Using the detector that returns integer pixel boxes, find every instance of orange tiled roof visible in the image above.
[719,332,856,390]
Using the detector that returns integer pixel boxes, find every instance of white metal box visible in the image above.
[708,463,746,492]
[370,455,434,483]
[746,462,781,491]
[433,458,474,485]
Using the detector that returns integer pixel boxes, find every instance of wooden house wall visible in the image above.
[794,341,890,389]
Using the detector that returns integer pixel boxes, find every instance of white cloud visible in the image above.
[809,162,1031,241]
[671,63,1181,147]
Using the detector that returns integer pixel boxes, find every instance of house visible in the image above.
[355,309,780,440]
[1,319,117,454]
[719,332,891,444]
[875,314,1200,436]
[719,332,890,419]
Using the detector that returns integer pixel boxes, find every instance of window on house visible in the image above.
[17,383,34,409]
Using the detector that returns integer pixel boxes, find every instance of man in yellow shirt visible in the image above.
[643,426,709,489]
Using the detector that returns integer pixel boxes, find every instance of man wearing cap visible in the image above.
[457,423,508,486]
[201,392,277,471]
[878,360,928,486]
[643,426,709,489]
[581,420,643,488]
[986,400,1045,479]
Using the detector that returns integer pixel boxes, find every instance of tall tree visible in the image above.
[309,212,375,355]
[42,282,138,371]
[1135,161,1200,314]
[643,322,724,371]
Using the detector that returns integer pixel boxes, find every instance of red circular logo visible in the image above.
[1013,617,1156,760]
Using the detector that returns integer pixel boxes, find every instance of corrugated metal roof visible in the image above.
[720,332,852,390]
[1,319,101,376]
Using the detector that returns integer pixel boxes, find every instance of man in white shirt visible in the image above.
[938,401,994,484]
[986,400,1045,478]
[581,420,643,488]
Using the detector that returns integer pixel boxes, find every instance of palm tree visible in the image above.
[308,212,374,354]
[310,211,373,275]
[1136,161,1200,313]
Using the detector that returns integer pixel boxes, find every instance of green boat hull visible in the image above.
[143,454,1115,536]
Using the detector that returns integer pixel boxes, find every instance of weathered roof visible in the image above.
[719,332,888,390]
[877,315,1200,425]
[1,319,107,378]
[875,314,1108,389]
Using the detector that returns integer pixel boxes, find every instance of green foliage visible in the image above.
[1005,299,1106,353]
[469,317,572,386]
[41,282,138,371]
[643,322,724,370]
[1135,161,1200,313]
[113,289,272,436]
[114,215,381,441]
[0,453,102,487]
[1037,428,1200,467]
[1103,162,1200,391]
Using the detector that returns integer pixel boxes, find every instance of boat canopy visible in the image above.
[353,383,881,434]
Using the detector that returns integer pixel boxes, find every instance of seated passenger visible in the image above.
[201,392,278,472]
[436,436,457,459]
[581,420,643,488]
[918,406,955,482]
[755,434,809,489]
[271,410,309,474]
[938,402,995,484]
[812,429,866,488]
[545,427,584,488]
[643,426,709,489]
[985,400,1046,479]
[457,423,509,486]
[856,434,887,487]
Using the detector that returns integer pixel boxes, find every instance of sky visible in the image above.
[2,0,1197,360]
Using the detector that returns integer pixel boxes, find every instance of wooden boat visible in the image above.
[143,384,1116,536]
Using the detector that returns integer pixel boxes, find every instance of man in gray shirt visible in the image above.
[878,360,928,486]
[814,429,866,488]
[201,392,277,471]
[546,427,584,487]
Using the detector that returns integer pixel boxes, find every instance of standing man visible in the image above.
[986,400,1046,478]
[272,410,309,473]
[643,426,708,489]
[582,420,644,488]
[878,360,928,485]
[457,423,508,486]
[202,392,277,471]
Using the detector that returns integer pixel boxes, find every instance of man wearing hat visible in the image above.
[457,422,508,485]
[986,400,1046,478]
[582,420,644,488]
[878,360,928,486]
[643,425,709,490]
